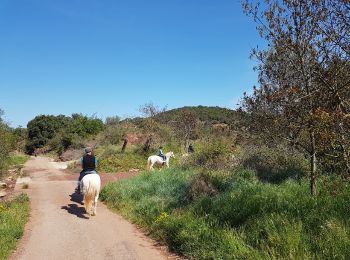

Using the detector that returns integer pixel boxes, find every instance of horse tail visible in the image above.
[84,181,97,215]
[147,157,151,170]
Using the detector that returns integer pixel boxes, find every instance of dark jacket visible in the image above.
[82,154,96,171]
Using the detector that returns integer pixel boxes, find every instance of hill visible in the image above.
[128,106,241,128]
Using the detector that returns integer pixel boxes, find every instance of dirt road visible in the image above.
[10,157,173,260]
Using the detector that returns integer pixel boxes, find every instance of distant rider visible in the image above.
[75,147,98,193]
[158,146,166,162]
[188,143,194,154]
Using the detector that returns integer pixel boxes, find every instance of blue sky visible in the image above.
[0,0,263,127]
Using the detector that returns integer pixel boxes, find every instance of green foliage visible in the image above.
[26,115,71,152]
[101,167,350,259]
[26,114,104,154]
[182,138,232,170]
[240,145,308,183]
[156,106,240,127]
[105,115,120,125]
[0,194,30,259]
[4,155,30,169]
[98,124,126,145]
[101,168,194,222]
[95,145,147,172]
[70,113,104,137]
[0,122,17,176]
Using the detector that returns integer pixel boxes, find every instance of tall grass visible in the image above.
[101,168,350,259]
[0,154,30,178]
[94,144,181,173]
[5,155,30,169]
[0,194,30,259]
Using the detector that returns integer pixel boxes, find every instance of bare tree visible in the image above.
[139,102,167,118]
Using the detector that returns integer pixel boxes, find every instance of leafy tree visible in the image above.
[69,113,104,137]
[242,0,350,195]
[26,115,70,153]
[26,114,104,153]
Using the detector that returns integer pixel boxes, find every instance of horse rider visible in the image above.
[158,146,167,162]
[188,143,194,154]
[75,147,98,193]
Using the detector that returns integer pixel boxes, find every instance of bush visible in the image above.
[99,124,125,145]
[181,138,232,170]
[0,123,17,176]
[239,145,308,183]
[96,146,147,172]
[26,114,104,154]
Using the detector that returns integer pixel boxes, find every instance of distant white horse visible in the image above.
[147,151,175,171]
[80,174,101,216]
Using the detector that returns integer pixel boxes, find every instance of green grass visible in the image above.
[0,154,30,178]
[5,155,30,169]
[0,194,30,260]
[101,168,350,259]
[98,151,147,172]
[92,144,181,173]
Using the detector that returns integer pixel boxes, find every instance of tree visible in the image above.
[139,102,168,152]
[26,115,71,153]
[105,115,120,125]
[139,102,167,118]
[26,114,104,153]
[174,109,198,150]
[242,0,350,195]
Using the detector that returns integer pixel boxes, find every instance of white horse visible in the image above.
[147,151,175,171]
[80,173,101,216]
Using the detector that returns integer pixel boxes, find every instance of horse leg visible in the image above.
[92,196,98,216]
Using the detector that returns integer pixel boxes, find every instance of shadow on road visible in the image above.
[69,192,84,205]
[61,193,88,219]
[61,203,89,219]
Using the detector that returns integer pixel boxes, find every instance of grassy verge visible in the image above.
[0,194,30,259]
[5,155,30,169]
[101,168,350,259]
[0,154,30,179]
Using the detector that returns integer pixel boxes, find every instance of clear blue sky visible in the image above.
[0,0,263,127]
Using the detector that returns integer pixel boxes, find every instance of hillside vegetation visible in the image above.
[1,0,349,259]
[16,101,350,259]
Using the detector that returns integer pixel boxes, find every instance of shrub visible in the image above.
[99,124,125,145]
[182,138,232,170]
[0,123,17,176]
[97,148,146,172]
[239,145,308,183]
